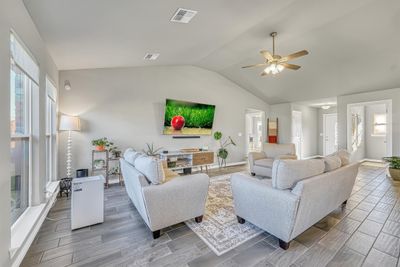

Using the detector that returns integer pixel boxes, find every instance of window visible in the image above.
[46,78,57,186]
[373,113,387,136]
[10,32,39,225]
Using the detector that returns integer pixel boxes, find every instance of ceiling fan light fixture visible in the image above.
[321,105,331,110]
[264,63,284,75]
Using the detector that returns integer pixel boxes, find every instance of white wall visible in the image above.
[365,104,386,159]
[338,88,400,157]
[291,104,318,158]
[0,0,58,266]
[317,107,337,155]
[58,65,269,178]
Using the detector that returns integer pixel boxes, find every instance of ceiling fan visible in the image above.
[242,32,309,76]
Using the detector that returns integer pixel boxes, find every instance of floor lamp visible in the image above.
[59,115,81,178]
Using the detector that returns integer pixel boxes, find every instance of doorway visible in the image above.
[323,113,338,155]
[347,100,392,161]
[291,110,302,159]
[245,109,265,153]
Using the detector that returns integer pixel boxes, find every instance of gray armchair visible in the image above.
[248,143,297,177]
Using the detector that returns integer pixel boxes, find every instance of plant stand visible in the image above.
[91,150,123,188]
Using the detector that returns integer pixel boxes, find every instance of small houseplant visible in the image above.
[383,156,400,181]
[214,131,236,168]
[92,137,108,151]
[143,143,162,157]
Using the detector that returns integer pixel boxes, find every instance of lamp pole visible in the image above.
[66,130,72,178]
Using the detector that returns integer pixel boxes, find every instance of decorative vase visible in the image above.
[388,168,400,181]
[95,145,105,151]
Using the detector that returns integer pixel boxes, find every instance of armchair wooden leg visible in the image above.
[195,215,203,223]
[152,230,161,239]
[251,172,256,176]
[237,216,245,224]
[278,239,291,250]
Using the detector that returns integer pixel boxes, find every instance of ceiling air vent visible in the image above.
[170,8,198,23]
[143,53,160,60]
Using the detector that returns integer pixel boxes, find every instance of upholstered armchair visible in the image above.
[248,143,297,177]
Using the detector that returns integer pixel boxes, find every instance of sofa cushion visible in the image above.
[324,155,342,172]
[272,159,325,190]
[124,148,145,166]
[134,156,165,185]
[254,158,274,168]
[329,149,350,166]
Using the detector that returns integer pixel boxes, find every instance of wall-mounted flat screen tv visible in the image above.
[163,99,216,135]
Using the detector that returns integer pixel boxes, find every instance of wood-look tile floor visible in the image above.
[22,163,400,267]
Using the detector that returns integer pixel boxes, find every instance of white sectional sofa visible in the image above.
[120,149,209,238]
[232,151,360,249]
[248,143,297,177]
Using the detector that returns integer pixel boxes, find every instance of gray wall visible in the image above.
[317,107,337,155]
[337,88,400,157]
[0,0,58,266]
[291,104,318,158]
[58,65,269,178]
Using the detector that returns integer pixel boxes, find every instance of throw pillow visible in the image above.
[134,156,165,185]
[161,160,179,183]
[124,148,145,166]
[272,159,325,190]
[324,155,342,172]
[329,149,350,166]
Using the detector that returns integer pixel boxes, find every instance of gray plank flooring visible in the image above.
[21,163,400,267]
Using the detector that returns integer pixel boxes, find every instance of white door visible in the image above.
[292,111,302,159]
[323,113,337,155]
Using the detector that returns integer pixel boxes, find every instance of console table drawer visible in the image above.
[192,152,214,166]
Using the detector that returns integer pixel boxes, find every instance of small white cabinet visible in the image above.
[71,175,104,230]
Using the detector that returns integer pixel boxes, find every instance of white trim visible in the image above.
[10,182,59,267]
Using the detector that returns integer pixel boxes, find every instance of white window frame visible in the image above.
[372,113,387,136]
[10,31,38,226]
[45,77,57,187]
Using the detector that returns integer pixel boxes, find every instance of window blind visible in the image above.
[10,32,39,84]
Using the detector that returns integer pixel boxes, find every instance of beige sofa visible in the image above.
[232,151,359,250]
[248,143,297,177]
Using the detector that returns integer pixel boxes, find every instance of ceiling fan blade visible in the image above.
[279,50,309,63]
[261,71,268,76]
[260,50,273,61]
[242,63,267,69]
[281,63,301,70]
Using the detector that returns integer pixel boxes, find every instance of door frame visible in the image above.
[323,113,337,155]
[347,99,392,157]
[245,108,266,154]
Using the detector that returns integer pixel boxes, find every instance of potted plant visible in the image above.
[92,137,108,151]
[214,131,236,168]
[383,156,400,181]
[143,143,162,157]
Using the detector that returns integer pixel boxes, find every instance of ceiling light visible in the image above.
[321,105,331,110]
[170,8,198,23]
[264,63,285,75]
[143,53,160,60]
[64,80,71,90]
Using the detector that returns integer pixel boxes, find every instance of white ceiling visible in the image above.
[24,0,400,104]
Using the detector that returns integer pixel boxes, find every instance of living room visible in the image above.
[1,0,400,267]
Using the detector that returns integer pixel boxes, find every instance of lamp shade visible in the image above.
[59,115,80,131]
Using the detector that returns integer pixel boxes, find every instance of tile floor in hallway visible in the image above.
[21,163,400,267]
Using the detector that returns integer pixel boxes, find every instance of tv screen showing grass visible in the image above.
[163,99,216,135]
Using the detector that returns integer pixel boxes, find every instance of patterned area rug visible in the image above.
[185,173,263,256]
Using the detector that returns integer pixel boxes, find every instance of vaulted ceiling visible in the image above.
[24,0,400,104]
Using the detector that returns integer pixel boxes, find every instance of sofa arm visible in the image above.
[275,155,297,160]
[231,173,300,241]
[248,152,266,172]
[142,173,209,231]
